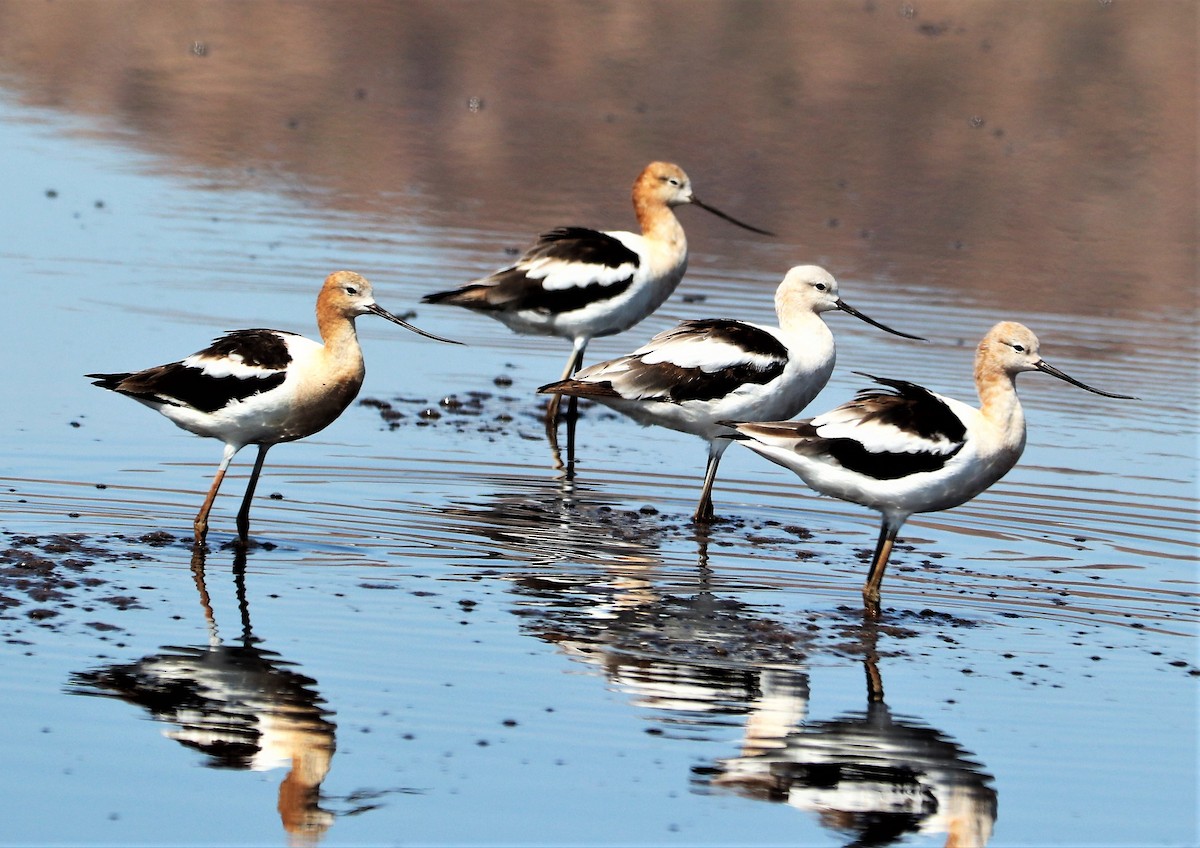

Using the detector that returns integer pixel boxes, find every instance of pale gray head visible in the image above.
[775,265,923,340]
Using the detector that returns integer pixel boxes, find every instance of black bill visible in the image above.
[367,303,464,344]
[836,299,926,341]
[1034,360,1136,399]
[691,196,774,236]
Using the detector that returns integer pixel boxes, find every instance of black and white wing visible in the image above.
[88,329,295,414]
[731,375,969,480]
[544,319,788,402]
[424,227,641,314]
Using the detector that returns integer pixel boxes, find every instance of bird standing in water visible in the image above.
[539,266,924,522]
[422,161,772,425]
[88,271,459,547]
[726,321,1134,616]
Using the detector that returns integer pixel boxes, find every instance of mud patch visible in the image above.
[0,531,181,643]
[360,388,622,440]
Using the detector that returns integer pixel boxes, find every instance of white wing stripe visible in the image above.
[813,416,961,455]
[182,353,283,380]
[637,337,781,372]
[524,257,637,290]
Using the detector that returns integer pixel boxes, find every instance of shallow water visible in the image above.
[1,2,1196,846]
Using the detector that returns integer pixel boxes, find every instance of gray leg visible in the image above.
[546,337,589,424]
[235,444,272,546]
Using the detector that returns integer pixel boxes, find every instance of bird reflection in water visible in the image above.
[494,533,996,848]
[700,623,997,848]
[436,472,664,576]
[69,548,337,846]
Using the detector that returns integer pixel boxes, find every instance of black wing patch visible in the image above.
[132,362,287,413]
[89,330,292,413]
[423,227,642,315]
[204,329,294,370]
[823,436,959,480]
[683,319,790,360]
[649,320,788,403]
[532,227,641,269]
[818,375,968,480]
[849,374,968,442]
[485,227,641,315]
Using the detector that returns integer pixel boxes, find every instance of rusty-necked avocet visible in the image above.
[88,271,459,547]
[538,266,924,522]
[421,161,771,423]
[724,321,1134,616]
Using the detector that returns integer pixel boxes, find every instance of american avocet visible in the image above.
[87,271,459,546]
[538,266,923,522]
[421,161,772,423]
[725,321,1134,616]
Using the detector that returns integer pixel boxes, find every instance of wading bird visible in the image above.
[422,161,771,424]
[539,266,923,522]
[725,321,1133,616]
[88,271,459,546]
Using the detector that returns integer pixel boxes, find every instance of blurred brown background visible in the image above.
[0,0,1193,316]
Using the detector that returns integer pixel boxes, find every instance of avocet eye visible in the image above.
[345,286,359,296]
[814,283,828,292]
[1009,342,1025,352]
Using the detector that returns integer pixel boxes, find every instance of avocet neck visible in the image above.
[634,191,687,249]
[974,353,1028,457]
[314,294,367,381]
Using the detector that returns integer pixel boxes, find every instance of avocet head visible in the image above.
[775,266,924,340]
[321,271,379,316]
[638,161,694,207]
[776,265,841,314]
[320,271,461,344]
[977,321,1133,398]
[637,161,773,235]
